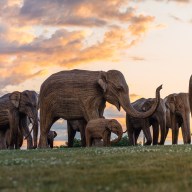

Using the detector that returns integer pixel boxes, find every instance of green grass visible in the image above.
[0,145,192,192]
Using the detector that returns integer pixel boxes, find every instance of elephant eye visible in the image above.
[117,86,123,91]
[179,104,183,108]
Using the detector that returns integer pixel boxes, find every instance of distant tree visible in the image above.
[73,138,82,147]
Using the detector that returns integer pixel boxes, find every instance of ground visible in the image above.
[0,145,192,192]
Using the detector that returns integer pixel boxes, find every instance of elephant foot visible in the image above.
[144,141,152,146]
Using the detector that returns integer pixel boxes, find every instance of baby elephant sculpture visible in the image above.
[86,119,123,147]
[47,131,57,148]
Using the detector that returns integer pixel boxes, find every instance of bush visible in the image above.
[111,135,130,147]
[73,138,82,147]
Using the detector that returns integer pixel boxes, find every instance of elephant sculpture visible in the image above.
[164,93,191,144]
[85,118,123,147]
[38,69,162,148]
[126,98,166,145]
[47,130,57,148]
[67,119,86,147]
[0,90,39,149]
[189,75,192,115]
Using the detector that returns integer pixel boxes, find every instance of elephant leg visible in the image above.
[134,128,141,145]
[106,133,111,147]
[80,130,86,147]
[143,119,152,145]
[67,122,76,147]
[49,139,54,148]
[9,112,20,149]
[39,114,53,148]
[159,116,166,145]
[152,121,159,145]
[103,133,107,147]
[171,114,178,145]
[181,114,191,144]
[172,123,179,144]
[86,133,91,147]
[103,132,111,147]
[20,116,33,149]
[0,130,7,150]
[127,120,135,145]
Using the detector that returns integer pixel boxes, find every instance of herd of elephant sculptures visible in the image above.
[0,69,192,149]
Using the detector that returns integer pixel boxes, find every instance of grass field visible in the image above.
[0,145,192,192]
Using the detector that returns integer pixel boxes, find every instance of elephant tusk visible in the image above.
[29,117,34,125]
[24,127,33,140]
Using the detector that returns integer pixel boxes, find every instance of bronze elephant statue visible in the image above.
[0,90,39,149]
[38,69,162,148]
[85,118,123,147]
[126,98,166,146]
[164,93,191,144]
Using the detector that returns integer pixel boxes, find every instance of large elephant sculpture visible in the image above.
[189,75,192,115]
[38,69,162,148]
[85,118,123,147]
[0,90,39,149]
[164,93,191,144]
[126,98,166,145]
[67,119,86,147]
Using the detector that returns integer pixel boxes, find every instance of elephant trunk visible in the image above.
[120,85,162,118]
[32,116,38,149]
[189,75,192,117]
[181,113,191,144]
[171,114,178,144]
[28,109,38,149]
[111,130,123,144]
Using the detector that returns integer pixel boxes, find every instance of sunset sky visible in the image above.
[0,0,192,145]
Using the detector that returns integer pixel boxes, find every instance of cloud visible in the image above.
[0,0,156,92]
[169,14,183,22]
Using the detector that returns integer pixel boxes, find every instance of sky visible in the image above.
[0,0,192,145]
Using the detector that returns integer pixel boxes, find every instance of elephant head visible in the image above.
[165,93,191,144]
[9,90,39,148]
[141,98,166,145]
[98,70,162,118]
[106,119,123,144]
[189,75,192,116]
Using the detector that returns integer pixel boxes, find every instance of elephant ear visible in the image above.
[142,99,154,112]
[98,71,107,93]
[165,96,176,113]
[9,91,21,108]
[106,120,114,131]
[54,131,57,138]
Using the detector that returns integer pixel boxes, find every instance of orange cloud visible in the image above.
[0,0,156,92]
